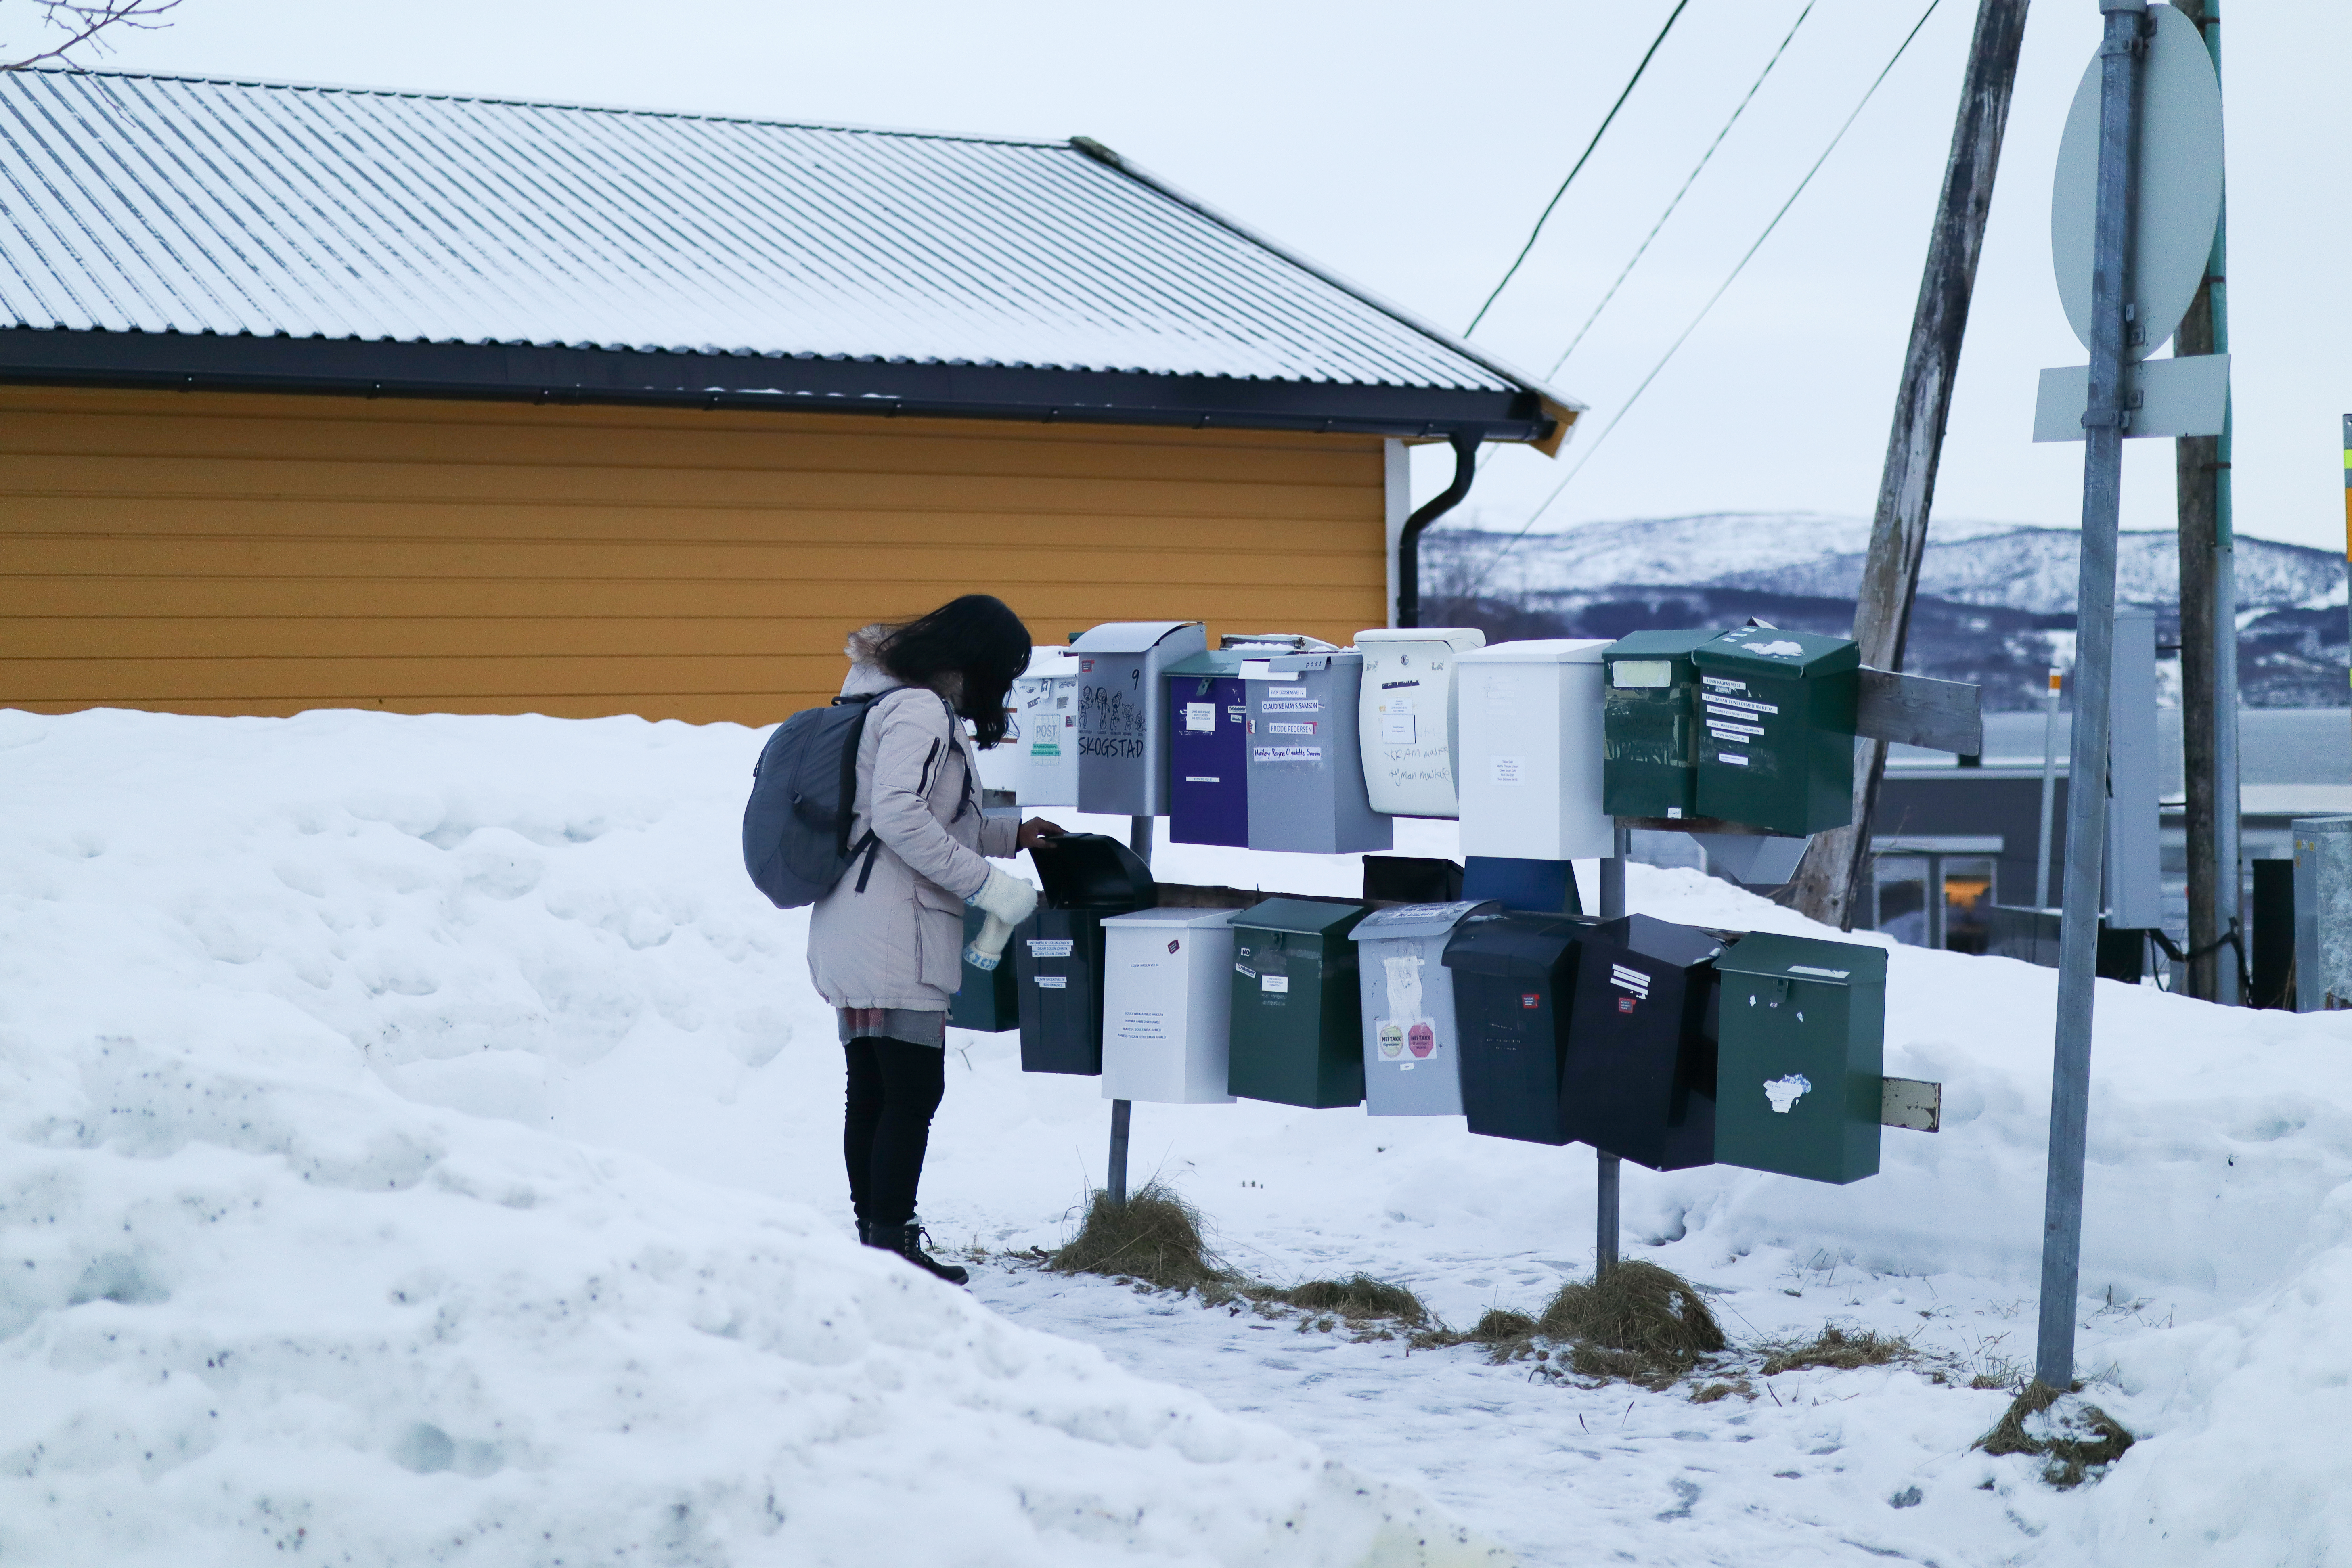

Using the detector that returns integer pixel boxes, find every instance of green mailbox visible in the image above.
[1690,628,1859,835]
[949,906,1020,1032]
[1713,931,1885,1184]
[1601,629,1715,819]
[1228,898,1369,1108]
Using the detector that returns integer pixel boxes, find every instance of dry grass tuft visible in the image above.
[1537,1260,1726,1367]
[1977,1382,2136,1489]
[1049,1181,1238,1294]
[1268,1273,1429,1324]
[1759,1324,1914,1377]
[1469,1307,1537,1343]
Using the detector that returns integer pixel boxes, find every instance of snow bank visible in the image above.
[0,710,1502,1567]
[6,705,2352,1565]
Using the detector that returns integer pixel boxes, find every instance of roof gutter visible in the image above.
[1396,430,1480,629]
[1070,137,1585,455]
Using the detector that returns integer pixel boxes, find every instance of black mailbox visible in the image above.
[1014,833,1156,1074]
[1560,914,1726,1170]
[1442,911,1595,1146]
[949,906,1020,1032]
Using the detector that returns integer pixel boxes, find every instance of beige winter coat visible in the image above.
[804,628,1019,1011]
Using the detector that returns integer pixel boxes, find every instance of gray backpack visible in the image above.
[741,693,890,909]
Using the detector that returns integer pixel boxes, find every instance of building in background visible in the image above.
[0,72,1575,724]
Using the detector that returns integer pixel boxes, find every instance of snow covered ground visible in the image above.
[5,707,2350,1566]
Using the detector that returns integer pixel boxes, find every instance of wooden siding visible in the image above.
[0,387,1390,724]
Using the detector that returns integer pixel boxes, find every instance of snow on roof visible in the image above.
[0,69,1527,394]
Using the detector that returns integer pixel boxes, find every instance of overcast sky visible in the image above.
[82,0,2352,558]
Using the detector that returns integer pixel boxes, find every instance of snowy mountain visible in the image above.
[1422,515,2347,710]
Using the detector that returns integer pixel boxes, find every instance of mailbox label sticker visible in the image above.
[1265,721,1317,736]
[1028,938,1074,959]
[1763,1073,1812,1114]
[1407,1022,1435,1058]
[1520,992,1541,1010]
[1261,974,1290,994]
[1183,702,1217,732]
[1717,752,1749,766]
[1381,714,1417,744]
[1788,964,1851,979]
[1609,964,1652,999]
[1035,975,1068,990]
[1489,756,1526,786]
[1253,745,1323,764]
[1261,695,1321,714]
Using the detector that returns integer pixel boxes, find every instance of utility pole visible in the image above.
[1789,0,2033,929]
[2174,0,2237,1004]
[1595,829,1627,1275]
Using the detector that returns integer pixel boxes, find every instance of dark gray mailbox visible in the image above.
[1712,930,1885,1184]
[1013,833,1156,1076]
[1443,911,1594,1146]
[949,906,1020,1033]
[1559,914,1725,1170]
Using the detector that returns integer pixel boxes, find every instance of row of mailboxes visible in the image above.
[993,622,1860,842]
[969,849,1886,1184]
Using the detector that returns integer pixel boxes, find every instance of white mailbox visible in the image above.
[1456,639,1613,861]
[980,645,1081,806]
[1354,627,1486,818]
[1072,621,1208,817]
[1099,907,1238,1104]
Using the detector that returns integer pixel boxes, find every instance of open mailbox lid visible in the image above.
[1031,832,1156,910]
[1070,620,1205,654]
[1351,899,1500,942]
[1713,929,1885,989]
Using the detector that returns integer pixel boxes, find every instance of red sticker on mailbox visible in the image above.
[1520,993,1540,1010]
[1618,996,1637,1013]
[1407,1022,1435,1057]
[1167,939,1181,954]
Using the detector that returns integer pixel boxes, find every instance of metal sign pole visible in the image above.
[2036,666,2063,909]
[1106,814,1155,1206]
[1595,827,1628,1273]
[2036,0,2145,1391]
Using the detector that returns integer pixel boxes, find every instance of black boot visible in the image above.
[876,1220,968,1287]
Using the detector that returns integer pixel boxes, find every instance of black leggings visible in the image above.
[842,1036,946,1231]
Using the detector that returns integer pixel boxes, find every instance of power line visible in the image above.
[1462,0,1692,339]
[1541,0,1818,383]
[1476,0,1946,586]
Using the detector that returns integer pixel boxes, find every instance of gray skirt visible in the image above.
[837,1006,947,1049]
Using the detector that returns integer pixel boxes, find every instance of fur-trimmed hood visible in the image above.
[838,622,963,707]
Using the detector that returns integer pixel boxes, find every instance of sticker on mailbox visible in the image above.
[1489,756,1526,786]
[1253,745,1323,764]
[1763,1073,1812,1113]
[1261,974,1290,994]
[1265,721,1317,736]
[1520,992,1541,1010]
[1035,975,1068,990]
[1183,702,1216,733]
[1378,1021,1404,1059]
[1260,695,1321,714]
[1381,715,1416,744]
[1028,938,1074,959]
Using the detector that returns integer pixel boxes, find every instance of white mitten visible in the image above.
[963,866,1040,971]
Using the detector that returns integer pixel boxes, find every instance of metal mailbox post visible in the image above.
[1072,621,1208,817]
[1350,898,1500,1116]
[1559,914,1725,1170]
[1245,652,1393,854]
[1227,898,1371,1108]
[1712,931,1886,1184]
[1100,907,1240,1104]
[1443,911,1594,1146]
[1353,628,1487,818]
[1601,630,1715,819]
[949,906,1021,1033]
[1165,648,1253,847]
[1690,628,1860,835]
[2292,816,2352,1011]
[1455,640,1615,863]
[1013,833,1157,1076]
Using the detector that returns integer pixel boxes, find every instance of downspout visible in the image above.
[1395,429,1481,629]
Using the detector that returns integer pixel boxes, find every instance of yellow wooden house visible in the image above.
[0,72,1577,724]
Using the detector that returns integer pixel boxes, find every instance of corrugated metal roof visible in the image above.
[0,70,1528,394]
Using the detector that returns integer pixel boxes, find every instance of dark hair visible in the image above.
[878,594,1032,748]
